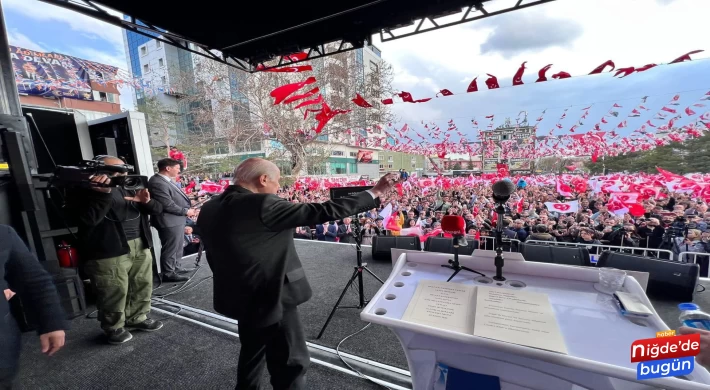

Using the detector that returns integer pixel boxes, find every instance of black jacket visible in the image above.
[198,185,378,328]
[1,225,67,369]
[70,188,163,260]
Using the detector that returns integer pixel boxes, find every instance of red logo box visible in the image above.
[631,333,701,363]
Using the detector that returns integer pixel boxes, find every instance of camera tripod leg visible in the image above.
[446,268,461,282]
[362,266,385,284]
[460,266,486,278]
[317,267,360,339]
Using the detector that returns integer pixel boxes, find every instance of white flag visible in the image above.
[544,201,579,214]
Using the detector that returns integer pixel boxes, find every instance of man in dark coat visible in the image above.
[1,225,67,388]
[198,158,396,390]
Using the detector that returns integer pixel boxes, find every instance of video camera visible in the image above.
[54,160,149,191]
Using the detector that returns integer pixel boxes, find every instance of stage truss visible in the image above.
[39,0,556,72]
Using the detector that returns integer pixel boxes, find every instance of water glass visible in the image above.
[599,267,626,293]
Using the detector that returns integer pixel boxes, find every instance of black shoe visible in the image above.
[176,267,196,274]
[106,328,133,345]
[127,319,164,332]
[162,274,188,282]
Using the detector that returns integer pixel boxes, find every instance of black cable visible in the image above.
[25,113,56,169]
[335,323,391,390]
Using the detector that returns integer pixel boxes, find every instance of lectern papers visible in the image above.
[474,286,568,354]
[402,280,568,354]
[402,280,475,334]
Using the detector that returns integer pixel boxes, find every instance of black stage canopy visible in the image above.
[39,0,554,71]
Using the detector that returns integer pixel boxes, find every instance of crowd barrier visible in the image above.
[523,239,675,261]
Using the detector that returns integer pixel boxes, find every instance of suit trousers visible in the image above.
[0,366,17,390]
[157,225,184,276]
[236,307,309,390]
[84,239,153,331]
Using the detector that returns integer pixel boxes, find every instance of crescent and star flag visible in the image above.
[544,201,579,214]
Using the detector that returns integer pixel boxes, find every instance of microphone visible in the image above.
[441,215,468,247]
[492,179,516,204]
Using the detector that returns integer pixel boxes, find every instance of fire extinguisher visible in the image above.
[57,241,79,268]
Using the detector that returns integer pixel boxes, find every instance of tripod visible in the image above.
[442,236,485,282]
[317,222,384,339]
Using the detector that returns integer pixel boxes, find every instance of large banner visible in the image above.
[9,45,118,101]
[357,150,373,163]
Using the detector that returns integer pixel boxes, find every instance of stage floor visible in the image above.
[16,240,710,389]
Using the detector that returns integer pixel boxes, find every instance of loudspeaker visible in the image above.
[520,243,591,267]
[372,236,421,261]
[597,251,699,301]
[424,237,477,256]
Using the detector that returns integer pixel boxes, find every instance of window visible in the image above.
[349,152,357,157]
[161,76,166,85]
[387,156,393,162]
[140,46,147,56]
[331,150,344,156]
[412,163,417,168]
[143,64,149,73]
[379,164,384,169]
[158,58,164,67]
[411,157,416,163]
[369,61,379,73]
[156,41,161,48]
[387,164,393,169]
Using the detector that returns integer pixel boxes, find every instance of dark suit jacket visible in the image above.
[148,174,191,228]
[325,224,337,242]
[337,224,356,244]
[0,225,67,370]
[197,185,378,327]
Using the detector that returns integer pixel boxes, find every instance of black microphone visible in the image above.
[492,179,516,204]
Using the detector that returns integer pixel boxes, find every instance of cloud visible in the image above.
[71,47,126,68]
[7,28,47,51]
[656,0,677,4]
[479,12,583,59]
[4,0,124,52]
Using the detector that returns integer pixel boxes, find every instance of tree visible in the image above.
[173,46,396,177]
[585,135,710,175]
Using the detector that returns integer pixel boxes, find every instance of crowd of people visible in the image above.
[179,170,710,264]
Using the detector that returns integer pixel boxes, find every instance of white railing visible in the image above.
[523,240,675,261]
[678,251,710,282]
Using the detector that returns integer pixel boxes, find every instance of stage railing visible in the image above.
[523,240,675,260]
[476,236,521,252]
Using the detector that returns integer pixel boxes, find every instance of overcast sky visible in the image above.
[4,0,709,143]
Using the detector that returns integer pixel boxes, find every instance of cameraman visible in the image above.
[71,156,165,345]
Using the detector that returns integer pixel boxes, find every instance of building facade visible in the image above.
[378,151,425,173]
[481,123,535,174]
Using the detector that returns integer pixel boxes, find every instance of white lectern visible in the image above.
[361,252,710,390]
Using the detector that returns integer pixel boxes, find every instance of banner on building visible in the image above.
[357,150,373,163]
[9,45,118,101]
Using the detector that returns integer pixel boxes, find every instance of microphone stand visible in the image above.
[442,236,485,282]
[493,203,506,281]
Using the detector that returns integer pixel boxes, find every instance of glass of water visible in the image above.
[598,267,627,293]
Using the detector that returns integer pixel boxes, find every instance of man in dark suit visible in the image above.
[148,158,195,282]
[1,225,67,388]
[198,158,397,390]
[337,217,356,244]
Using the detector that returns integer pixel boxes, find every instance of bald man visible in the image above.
[198,158,397,390]
[71,156,165,345]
